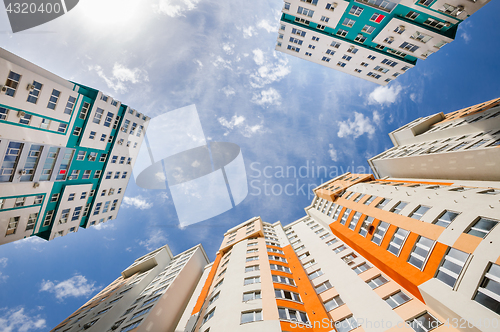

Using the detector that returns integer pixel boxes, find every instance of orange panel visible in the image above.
[282,245,332,331]
[328,217,448,303]
[453,233,483,254]
[191,252,222,315]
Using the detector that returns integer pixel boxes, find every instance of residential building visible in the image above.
[0,47,149,245]
[310,171,500,332]
[276,0,491,85]
[369,96,500,180]
[50,244,210,332]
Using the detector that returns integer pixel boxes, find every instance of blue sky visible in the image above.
[0,0,499,330]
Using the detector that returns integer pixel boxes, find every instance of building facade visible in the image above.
[0,47,149,245]
[368,97,500,180]
[50,244,210,332]
[276,0,491,85]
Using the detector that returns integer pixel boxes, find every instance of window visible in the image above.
[331,41,341,48]
[68,193,75,201]
[297,6,314,17]
[26,81,42,104]
[312,36,320,41]
[417,0,433,6]
[241,310,262,324]
[424,18,445,30]
[336,316,359,332]
[43,210,54,226]
[349,5,363,16]
[19,113,32,125]
[324,295,344,311]
[467,217,499,238]
[100,134,107,142]
[242,290,261,302]
[270,264,291,273]
[410,206,431,220]
[435,248,469,287]
[367,275,388,289]
[384,291,411,309]
[244,276,260,285]
[130,306,152,320]
[34,195,43,204]
[339,208,351,225]
[370,13,385,23]
[76,151,86,161]
[387,228,409,256]
[473,263,500,314]
[409,236,435,270]
[272,275,295,286]
[25,213,37,231]
[275,289,301,302]
[348,212,362,230]
[246,256,258,262]
[342,18,355,27]
[114,172,121,179]
[278,307,309,324]
[15,197,25,207]
[354,34,366,43]
[320,16,329,22]
[315,280,332,293]
[6,216,19,235]
[391,201,408,214]
[400,41,419,52]
[89,131,96,140]
[308,269,323,279]
[353,263,371,274]
[64,96,76,115]
[376,198,389,209]
[94,170,101,179]
[407,312,440,332]
[406,10,419,20]
[4,71,21,97]
[326,238,338,246]
[202,308,215,325]
[104,112,114,127]
[93,108,104,124]
[371,221,389,245]
[333,245,346,253]
[0,107,8,120]
[106,171,112,179]
[337,29,348,37]
[342,54,352,61]
[59,208,70,224]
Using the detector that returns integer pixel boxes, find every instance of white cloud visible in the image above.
[0,258,7,268]
[328,144,339,162]
[373,111,382,126]
[218,114,265,137]
[0,307,46,332]
[461,31,470,43]
[252,88,282,106]
[139,230,168,251]
[219,114,246,131]
[89,63,149,94]
[257,20,275,33]
[153,0,201,17]
[410,93,417,102]
[252,49,265,66]
[122,196,153,210]
[337,112,376,139]
[93,222,116,231]
[250,53,291,88]
[222,43,234,55]
[243,26,256,38]
[40,275,98,301]
[212,56,232,70]
[220,86,235,97]
[368,85,402,105]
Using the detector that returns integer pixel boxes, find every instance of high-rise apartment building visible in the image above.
[369,97,500,180]
[276,0,491,85]
[0,48,149,245]
[50,244,210,332]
